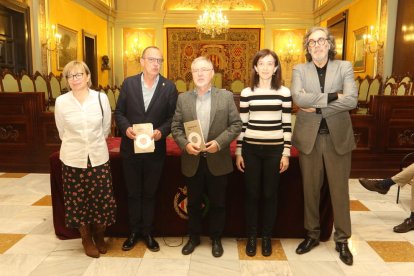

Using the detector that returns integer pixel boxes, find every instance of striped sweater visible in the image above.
[236,86,292,156]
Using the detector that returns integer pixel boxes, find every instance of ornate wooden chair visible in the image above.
[188,80,195,91]
[384,75,397,87]
[356,76,370,114]
[59,73,69,94]
[20,73,36,92]
[113,86,120,108]
[34,71,51,110]
[175,78,187,93]
[2,72,20,92]
[354,76,362,95]
[396,82,410,96]
[213,72,223,89]
[365,75,382,113]
[230,79,245,94]
[382,82,396,95]
[48,72,62,104]
[106,86,117,111]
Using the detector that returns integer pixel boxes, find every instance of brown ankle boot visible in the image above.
[79,225,100,258]
[92,224,107,254]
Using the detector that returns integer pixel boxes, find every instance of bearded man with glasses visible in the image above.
[291,27,358,266]
[115,46,178,252]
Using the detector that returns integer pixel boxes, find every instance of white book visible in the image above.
[184,119,206,150]
[133,123,155,153]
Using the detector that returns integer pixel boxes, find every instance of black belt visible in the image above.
[200,152,208,158]
[318,128,330,134]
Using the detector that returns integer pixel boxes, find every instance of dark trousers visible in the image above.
[185,157,228,239]
[242,143,283,237]
[122,155,165,235]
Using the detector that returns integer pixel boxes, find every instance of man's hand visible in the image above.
[204,140,219,153]
[300,107,316,113]
[185,143,201,156]
[126,127,136,139]
[152,129,162,141]
[235,155,245,172]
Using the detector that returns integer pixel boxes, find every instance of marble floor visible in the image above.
[0,173,414,276]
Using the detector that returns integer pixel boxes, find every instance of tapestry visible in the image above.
[167,28,261,91]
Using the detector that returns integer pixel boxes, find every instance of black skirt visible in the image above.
[62,160,117,228]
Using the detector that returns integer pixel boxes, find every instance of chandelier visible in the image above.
[196,0,229,38]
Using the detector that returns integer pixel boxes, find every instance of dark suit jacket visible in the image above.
[291,60,358,155]
[114,73,178,158]
[171,87,242,177]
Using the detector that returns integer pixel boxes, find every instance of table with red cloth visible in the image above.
[50,137,334,240]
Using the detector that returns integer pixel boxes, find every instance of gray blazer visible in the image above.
[171,87,242,177]
[291,60,358,155]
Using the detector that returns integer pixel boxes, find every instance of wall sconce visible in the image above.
[363,25,384,54]
[42,24,62,52]
[278,38,300,65]
[125,36,144,62]
[402,24,414,42]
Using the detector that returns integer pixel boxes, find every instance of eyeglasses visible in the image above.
[66,73,84,81]
[307,37,327,47]
[142,57,164,64]
[191,68,213,74]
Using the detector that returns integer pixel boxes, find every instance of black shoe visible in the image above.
[393,217,414,233]
[262,237,272,257]
[212,238,223,257]
[182,237,200,255]
[245,236,257,257]
[122,233,140,251]
[336,242,353,266]
[358,178,390,194]
[295,237,320,254]
[143,235,160,252]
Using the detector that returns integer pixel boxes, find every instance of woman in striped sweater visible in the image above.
[235,49,292,257]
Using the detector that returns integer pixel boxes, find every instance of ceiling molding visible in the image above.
[73,0,115,20]
[114,9,314,28]
[313,0,356,20]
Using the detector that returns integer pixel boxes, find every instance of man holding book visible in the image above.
[115,46,178,252]
[171,56,242,257]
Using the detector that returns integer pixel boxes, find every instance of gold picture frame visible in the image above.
[57,25,78,70]
[353,26,367,73]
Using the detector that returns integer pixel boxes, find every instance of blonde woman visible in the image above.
[55,60,116,258]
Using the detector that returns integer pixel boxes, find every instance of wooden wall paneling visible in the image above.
[0,93,45,171]
[392,0,414,75]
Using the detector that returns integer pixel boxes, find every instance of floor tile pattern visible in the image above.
[0,174,413,275]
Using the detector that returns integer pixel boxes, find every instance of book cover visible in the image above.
[184,119,206,150]
[133,123,155,153]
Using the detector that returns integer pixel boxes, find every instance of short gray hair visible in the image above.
[191,56,214,70]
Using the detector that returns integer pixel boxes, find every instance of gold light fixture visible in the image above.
[125,36,144,62]
[402,24,414,42]
[42,24,62,52]
[278,38,300,65]
[363,25,384,54]
[196,0,229,38]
